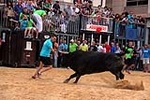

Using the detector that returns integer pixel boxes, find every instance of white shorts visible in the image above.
[32,13,43,32]
[143,58,149,64]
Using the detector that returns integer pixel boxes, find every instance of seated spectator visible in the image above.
[19,7,30,20]
[25,17,38,39]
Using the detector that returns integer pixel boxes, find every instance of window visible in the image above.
[126,0,148,6]
[138,0,148,5]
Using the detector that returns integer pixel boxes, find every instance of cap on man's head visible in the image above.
[70,39,74,42]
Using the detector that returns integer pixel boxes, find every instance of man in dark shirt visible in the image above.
[52,1,60,14]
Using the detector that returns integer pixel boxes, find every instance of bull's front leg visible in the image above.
[63,73,77,83]
[110,70,120,80]
[73,74,81,84]
[119,71,124,79]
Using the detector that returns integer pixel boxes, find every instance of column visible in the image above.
[102,0,106,7]
[145,28,149,44]
[99,35,102,45]
[91,34,93,45]
[107,35,110,44]
[82,33,85,40]
[148,0,150,14]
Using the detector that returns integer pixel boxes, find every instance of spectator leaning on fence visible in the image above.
[32,9,46,32]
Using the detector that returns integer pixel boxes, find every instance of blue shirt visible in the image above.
[20,19,28,30]
[14,4,23,20]
[64,44,68,51]
[111,46,116,53]
[40,39,53,57]
[58,43,68,52]
[142,48,150,58]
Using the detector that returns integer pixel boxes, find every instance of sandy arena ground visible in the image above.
[0,67,150,100]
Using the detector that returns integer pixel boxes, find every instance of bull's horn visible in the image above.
[62,51,69,54]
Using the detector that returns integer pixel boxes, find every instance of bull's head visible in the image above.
[61,52,71,68]
[113,55,125,71]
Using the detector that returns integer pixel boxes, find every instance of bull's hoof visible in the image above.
[120,74,124,79]
[63,79,69,83]
[73,81,78,84]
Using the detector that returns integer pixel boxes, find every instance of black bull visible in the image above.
[62,50,125,83]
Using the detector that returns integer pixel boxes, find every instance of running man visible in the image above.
[32,33,57,79]
[123,41,137,74]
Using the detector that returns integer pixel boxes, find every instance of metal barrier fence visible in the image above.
[80,16,114,33]
[0,4,5,27]
[43,14,80,35]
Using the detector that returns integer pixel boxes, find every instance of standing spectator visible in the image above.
[32,0,39,9]
[58,39,64,67]
[142,44,150,72]
[14,0,23,20]
[57,39,68,67]
[115,43,121,54]
[64,4,72,17]
[32,34,57,79]
[43,0,52,13]
[6,2,15,21]
[22,0,28,8]
[110,42,116,53]
[53,42,58,68]
[79,40,88,51]
[69,39,78,53]
[26,0,35,11]
[104,41,110,53]
[136,47,144,71]
[52,1,60,14]
[97,44,103,52]
[90,41,97,51]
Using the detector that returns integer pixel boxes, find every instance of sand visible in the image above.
[0,67,150,100]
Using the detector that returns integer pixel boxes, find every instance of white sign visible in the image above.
[86,24,108,32]
[25,41,32,51]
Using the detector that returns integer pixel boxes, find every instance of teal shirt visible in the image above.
[40,39,52,57]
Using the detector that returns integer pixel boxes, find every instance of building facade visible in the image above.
[106,0,150,44]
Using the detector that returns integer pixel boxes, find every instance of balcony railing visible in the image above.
[80,15,114,33]
[114,20,146,40]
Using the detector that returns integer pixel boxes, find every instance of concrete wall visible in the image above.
[111,0,126,14]
[125,5,148,16]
